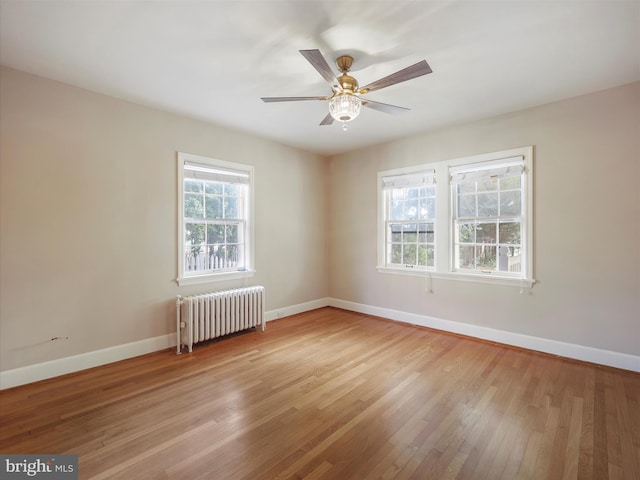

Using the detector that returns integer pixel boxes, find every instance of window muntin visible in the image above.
[178,153,253,285]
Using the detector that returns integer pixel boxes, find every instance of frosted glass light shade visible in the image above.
[329,94,362,122]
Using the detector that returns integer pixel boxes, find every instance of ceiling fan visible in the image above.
[261,49,433,130]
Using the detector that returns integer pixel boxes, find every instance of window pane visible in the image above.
[403,244,417,265]
[498,245,522,272]
[224,183,238,196]
[213,245,226,268]
[205,182,223,195]
[457,245,475,269]
[507,247,522,272]
[418,223,434,243]
[500,191,521,216]
[185,223,205,249]
[501,176,521,190]
[458,182,475,194]
[403,232,417,243]
[208,224,225,244]
[406,188,420,198]
[389,223,402,242]
[391,189,404,200]
[422,186,435,197]
[205,196,222,219]
[476,245,497,270]
[418,245,434,266]
[226,224,238,243]
[209,246,224,269]
[476,222,497,244]
[390,201,403,220]
[478,178,498,192]
[226,245,238,267]
[458,194,476,217]
[403,224,417,243]
[499,221,521,244]
[404,199,418,220]
[420,197,435,219]
[477,192,498,217]
[184,193,204,218]
[391,244,402,264]
[224,197,238,218]
[185,180,203,193]
[457,223,475,243]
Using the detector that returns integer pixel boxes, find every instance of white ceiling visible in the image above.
[1,1,638,155]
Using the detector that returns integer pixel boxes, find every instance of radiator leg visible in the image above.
[261,288,266,331]
[188,300,193,353]
[176,296,183,355]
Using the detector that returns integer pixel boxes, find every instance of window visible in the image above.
[177,152,254,286]
[378,147,533,287]
[381,170,436,270]
[451,159,524,276]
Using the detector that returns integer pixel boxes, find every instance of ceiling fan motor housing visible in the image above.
[335,55,358,92]
[337,74,358,93]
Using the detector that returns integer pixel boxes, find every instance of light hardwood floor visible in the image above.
[1,307,638,479]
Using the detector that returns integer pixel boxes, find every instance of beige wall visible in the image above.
[0,67,328,371]
[328,81,640,356]
[1,65,638,375]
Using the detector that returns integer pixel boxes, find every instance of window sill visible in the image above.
[376,266,535,288]
[177,270,255,287]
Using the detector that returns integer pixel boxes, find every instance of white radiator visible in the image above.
[176,286,265,353]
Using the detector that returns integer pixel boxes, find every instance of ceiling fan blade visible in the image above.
[261,96,328,102]
[299,49,340,88]
[319,113,334,126]
[362,98,411,115]
[359,60,432,94]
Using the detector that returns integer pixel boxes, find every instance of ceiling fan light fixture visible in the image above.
[329,93,361,123]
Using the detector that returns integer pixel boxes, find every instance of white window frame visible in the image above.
[177,152,255,286]
[377,146,534,287]
[379,169,437,272]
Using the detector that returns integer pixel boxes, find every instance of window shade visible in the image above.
[450,156,524,184]
[382,170,436,189]
[184,161,250,184]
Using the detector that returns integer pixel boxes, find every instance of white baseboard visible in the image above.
[3,296,636,390]
[265,297,329,322]
[328,298,640,373]
[0,334,176,390]
[0,298,331,390]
